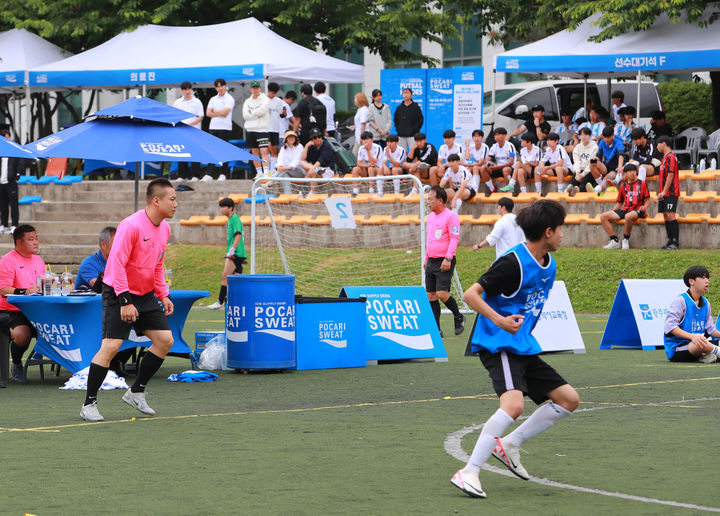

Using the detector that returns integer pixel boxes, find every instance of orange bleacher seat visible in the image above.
[204,215,228,226]
[690,170,720,181]
[389,215,420,225]
[678,213,710,223]
[543,192,569,201]
[679,170,695,180]
[682,191,715,202]
[218,193,248,204]
[283,215,313,225]
[566,192,595,203]
[350,193,375,203]
[179,215,212,226]
[298,193,328,204]
[563,214,588,224]
[362,215,393,225]
[458,214,497,225]
[373,193,404,203]
[481,192,512,204]
[45,157,67,179]
[307,216,331,226]
[400,193,424,203]
[269,194,300,204]
[514,192,540,203]
[586,214,602,225]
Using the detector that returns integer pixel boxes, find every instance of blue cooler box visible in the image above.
[295,296,367,370]
[226,274,296,370]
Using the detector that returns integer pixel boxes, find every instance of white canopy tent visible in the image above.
[0,28,70,92]
[29,18,364,89]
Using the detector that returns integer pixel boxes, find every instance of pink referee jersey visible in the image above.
[0,250,46,311]
[103,209,171,299]
[426,208,460,260]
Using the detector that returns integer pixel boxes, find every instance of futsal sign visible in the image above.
[324,196,356,229]
[600,279,685,350]
[531,281,585,353]
[340,286,446,362]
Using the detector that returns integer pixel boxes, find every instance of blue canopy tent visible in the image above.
[493,12,720,121]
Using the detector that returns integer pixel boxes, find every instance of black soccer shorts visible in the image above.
[425,256,455,293]
[246,131,269,149]
[658,196,678,213]
[102,285,170,340]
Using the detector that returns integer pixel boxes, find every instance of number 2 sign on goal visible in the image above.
[324,196,357,229]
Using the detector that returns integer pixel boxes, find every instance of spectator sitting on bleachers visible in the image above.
[465,129,489,192]
[0,225,45,383]
[275,130,305,194]
[76,226,116,291]
[611,90,626,125]
[646,110,675,142]
[534,132,573,194]
[600,163,650,250]
[573,99,593,123]
[565,127,599,196]
[579,105,607,142]
[439,153,475,214]
[614,106,636,150]
[628,127,662,181]
[509,104,551,143]
[379,134,406,196]
[500,132,540,194]
[300,128,335,195]
[556,110,578,153]
[479,127,515,196]
[404,133,439,195]
[352,131,384,196]
[590,126,627,195]
[435,129,466,185]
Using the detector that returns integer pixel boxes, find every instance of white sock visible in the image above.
[713,345,720,357]
[473,176,481,191]
[409,187,418,195]
[505,402,572,447]
[377,180,383,195]
[454,199,462,212]
[508,179,516,188]
[466,409,515,472]
[393,178,400,194]
[520,186,527,193]
[557,182,564,192]
[534,182,542,193]
[594,184,603,193]
[369,187,375,194]
[270,156,277,171]
[614,173,623,184]
[638,165,647,181]
[353,187,359,194]
[484,180,494,190]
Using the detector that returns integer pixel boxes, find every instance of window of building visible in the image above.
[330,47,364,113]
[443,23,482,67]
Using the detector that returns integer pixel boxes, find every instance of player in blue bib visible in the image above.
[663,265,720,363]
[451,199,580,499]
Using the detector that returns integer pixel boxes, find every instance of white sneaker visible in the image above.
[407,188,418,197]
[321,167,334,179]
[201,174,213,182]
[217,174,227,181]
[0,225,6,234]
[451,469,486,498]
[700,350,719,363]
[207,301,224,310]
[603,239,621,249]
[121,389,156,416]
[189,177,199,182]
[621,238,630,250]
[8,226,15,235]
[368,188,375,194]
[453,199,462,214]
[80,401,104,422]
[492,437,530,480]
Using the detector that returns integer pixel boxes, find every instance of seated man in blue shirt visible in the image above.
[75,226,116,292]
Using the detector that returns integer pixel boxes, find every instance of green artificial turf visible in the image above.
[2,311,719,515]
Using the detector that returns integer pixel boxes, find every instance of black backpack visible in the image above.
[306,97,327,132]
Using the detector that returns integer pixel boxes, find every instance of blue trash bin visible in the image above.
[226,274,296,370]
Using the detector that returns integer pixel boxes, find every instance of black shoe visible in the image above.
[439,329,444,338]
[661,241,671,250]
[11,363,25,383]
[666,241,679,250]
[454,313,466,335]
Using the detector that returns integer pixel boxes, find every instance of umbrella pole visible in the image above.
[134,162,139,212]
[583,75,588,119]
[491,69,496,134]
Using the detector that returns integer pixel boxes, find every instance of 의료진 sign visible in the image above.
[340,286,446,362]
[600,279,685,351]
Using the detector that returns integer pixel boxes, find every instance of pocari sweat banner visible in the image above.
[341,286,446,361]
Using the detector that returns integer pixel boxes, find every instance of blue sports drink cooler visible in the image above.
[226,274,296,370]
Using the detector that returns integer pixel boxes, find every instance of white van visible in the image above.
[482,80,663,136]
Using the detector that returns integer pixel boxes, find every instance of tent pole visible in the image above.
[583,75,588,121]
[636,71,642,126]
[606,77,612,111]
[141,83,146,180]
[134,162,139,212]
[491,69,497,134]
[24,85,31,144]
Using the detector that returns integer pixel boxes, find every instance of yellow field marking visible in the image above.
[2,376,718,434]
[580,331,604,334]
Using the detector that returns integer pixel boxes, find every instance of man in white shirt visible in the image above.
[352,131,384,196]
[501,133,540,194]
[472,197,526,258]
[479,127,515,196]
[439,153,475,214]
[535,132,574,194]
[242,80,271,176]
[172,81,204,180]
[436,129,465,185]
[206,78,235,180]
[465,129,489,192]
[314,82,336,139]
[379,134,406,196]
[0,130,22,234]
[266,82,287,172]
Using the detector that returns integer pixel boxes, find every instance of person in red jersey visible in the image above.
[656,135,680,250]
[599,163,650,250]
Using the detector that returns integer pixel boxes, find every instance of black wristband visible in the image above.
[14,288,27,295]
[118,292,132,306]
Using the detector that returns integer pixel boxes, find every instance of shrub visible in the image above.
[657,79,714,133]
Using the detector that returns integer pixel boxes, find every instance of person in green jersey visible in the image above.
[208,197,247,309]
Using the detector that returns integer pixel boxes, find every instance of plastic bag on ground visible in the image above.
[197,333,228,370]
[60,366,129,390]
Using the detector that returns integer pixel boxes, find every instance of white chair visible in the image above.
[672,127,707,170]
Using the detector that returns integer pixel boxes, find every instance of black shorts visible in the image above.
[614,209,645,220]
[231,256,247,274]
[454,187,476,201]
[268,132,279,147]
[246,131,269,149]
[425,256,455,293]
[102,285,170,340]
[669,346,699,362]
[1,310,37,337]
[478,349,568,404]
[489,165,507,179]
[658,196,678,213]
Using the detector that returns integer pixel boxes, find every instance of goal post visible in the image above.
[248,175,470,310]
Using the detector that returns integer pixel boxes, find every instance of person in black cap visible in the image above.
[299,128,335,194]
[647,110,675,142]
[628,127,661,181]
[509,104,551,143]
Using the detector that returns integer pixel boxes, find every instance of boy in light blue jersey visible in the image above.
[664,265,720,363]
[451,199,580,499]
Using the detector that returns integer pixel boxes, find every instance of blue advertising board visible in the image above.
[340,286,446,362]
[426,68,455,148]
[380,68,427,137]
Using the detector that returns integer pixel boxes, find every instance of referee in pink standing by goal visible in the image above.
[425,185,465,337]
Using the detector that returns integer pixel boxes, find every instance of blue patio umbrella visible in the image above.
[89,95,191,125]
[0,136,36,159]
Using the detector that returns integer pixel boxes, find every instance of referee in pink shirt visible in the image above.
[425,186,465,337]
[81,178,177,422]
[0,225,45,383]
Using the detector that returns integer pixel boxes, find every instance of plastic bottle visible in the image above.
[42,267,53,296]
[165,268,173,290]
[711,158,717,170]
[51,273,61,296]
[61,266,72,296]
[699,158,706,172]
